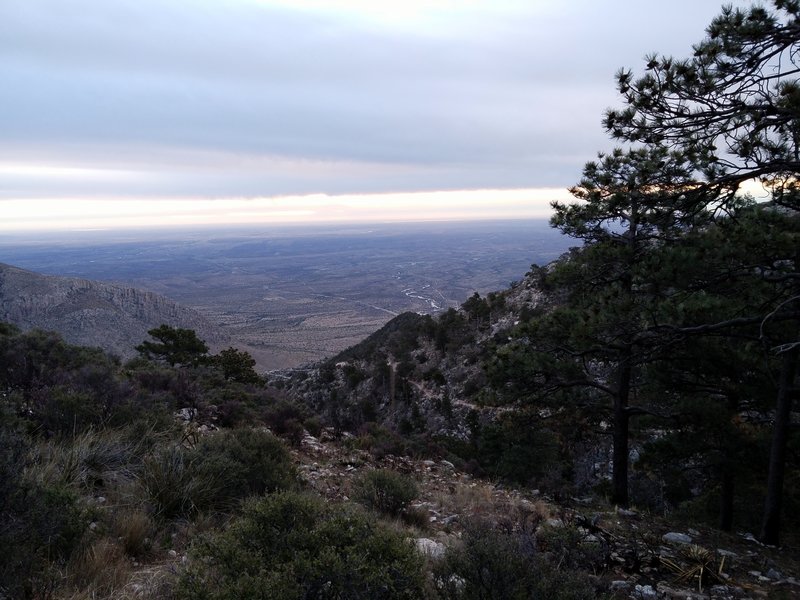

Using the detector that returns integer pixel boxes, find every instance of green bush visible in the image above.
[141,429,296,517]
[303,416,323,437]
[214,398,251,428]
[190,428,297,504]
[432,521,596,600]
[356,423,410,459]
[537,523,606,573]
[342,363,367,388]
[0,327,134,434]
[32,387,104,435]
[176,491,426,600]
[261,400,307,445]
[352,469,418,516]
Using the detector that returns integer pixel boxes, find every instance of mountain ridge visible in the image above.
[0,262,230,360]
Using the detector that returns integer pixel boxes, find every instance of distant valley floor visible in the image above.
[1,220,571,369]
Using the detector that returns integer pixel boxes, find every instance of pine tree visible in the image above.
[136,325,209,367]
[539,146,704,506]
[604,0,800,544]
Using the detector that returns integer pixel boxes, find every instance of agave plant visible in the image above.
[660,544,725,593]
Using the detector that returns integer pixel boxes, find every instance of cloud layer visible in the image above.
[0,0,742,227]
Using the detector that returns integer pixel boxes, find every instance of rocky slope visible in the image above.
[277,261,800,550]
[0,262,230,360]
[279,264,550,443]
[153,411,800,600]
[293,429,800,600]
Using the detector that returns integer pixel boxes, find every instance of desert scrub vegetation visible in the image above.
[0,324,305,598]
[139,444,214,518]
[352,468,419,516]
[139,428,296,517]
[176,491,427,600]
[432,520,597,600]
[190,428,298,503]
[0,423,87,599]
[32,428,143,491]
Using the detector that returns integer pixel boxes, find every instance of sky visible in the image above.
[0,0,746,232]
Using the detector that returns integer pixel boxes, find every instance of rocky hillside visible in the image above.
[293,429,800,600]
[275,264,583,494]
[279,263,548,442]
[277,255,800,550]
[0,262,230,360]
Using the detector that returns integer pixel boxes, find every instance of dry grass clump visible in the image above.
[29,428,139,492]
[112,508,155,558]
[64,538,131,598]
[500,497,553,532]
[61,562,178,600]
[117,564,177,600]
[434,481,493,515]
[433,480,535,519]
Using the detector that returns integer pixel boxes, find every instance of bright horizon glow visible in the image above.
[0,188,571,232]
[0,180,776,233]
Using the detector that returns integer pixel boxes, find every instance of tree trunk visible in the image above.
[759,344,799,545]
[611,212,638,508]
[720,467,735,532]
[612,347,632,507]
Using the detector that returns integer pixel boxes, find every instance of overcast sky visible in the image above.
[0,0,745,231]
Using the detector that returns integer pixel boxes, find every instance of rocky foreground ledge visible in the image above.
[293,429,798,600]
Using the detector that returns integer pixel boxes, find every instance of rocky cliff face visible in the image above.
[0,262,230,360]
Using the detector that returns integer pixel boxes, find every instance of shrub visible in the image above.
[303,416,323,437]
[30,386,104,436]
[214,398,251,428]
[176,491,426,600]
[141,429,296,517]
[342,363,367,388]
[352,469,418,517]
[432,520,596,600]
[0,328,134,433]
[34,428,140,491]
[536,523,606,573]
[356,423,410,459]
[140,445,212,518]
[190,428,297,504]
[262,400,307,444]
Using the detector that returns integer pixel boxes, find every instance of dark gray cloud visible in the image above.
[0,0,746,202]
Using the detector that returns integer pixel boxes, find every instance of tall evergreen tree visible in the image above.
[543,146,703,506]
[604,0,800,544]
